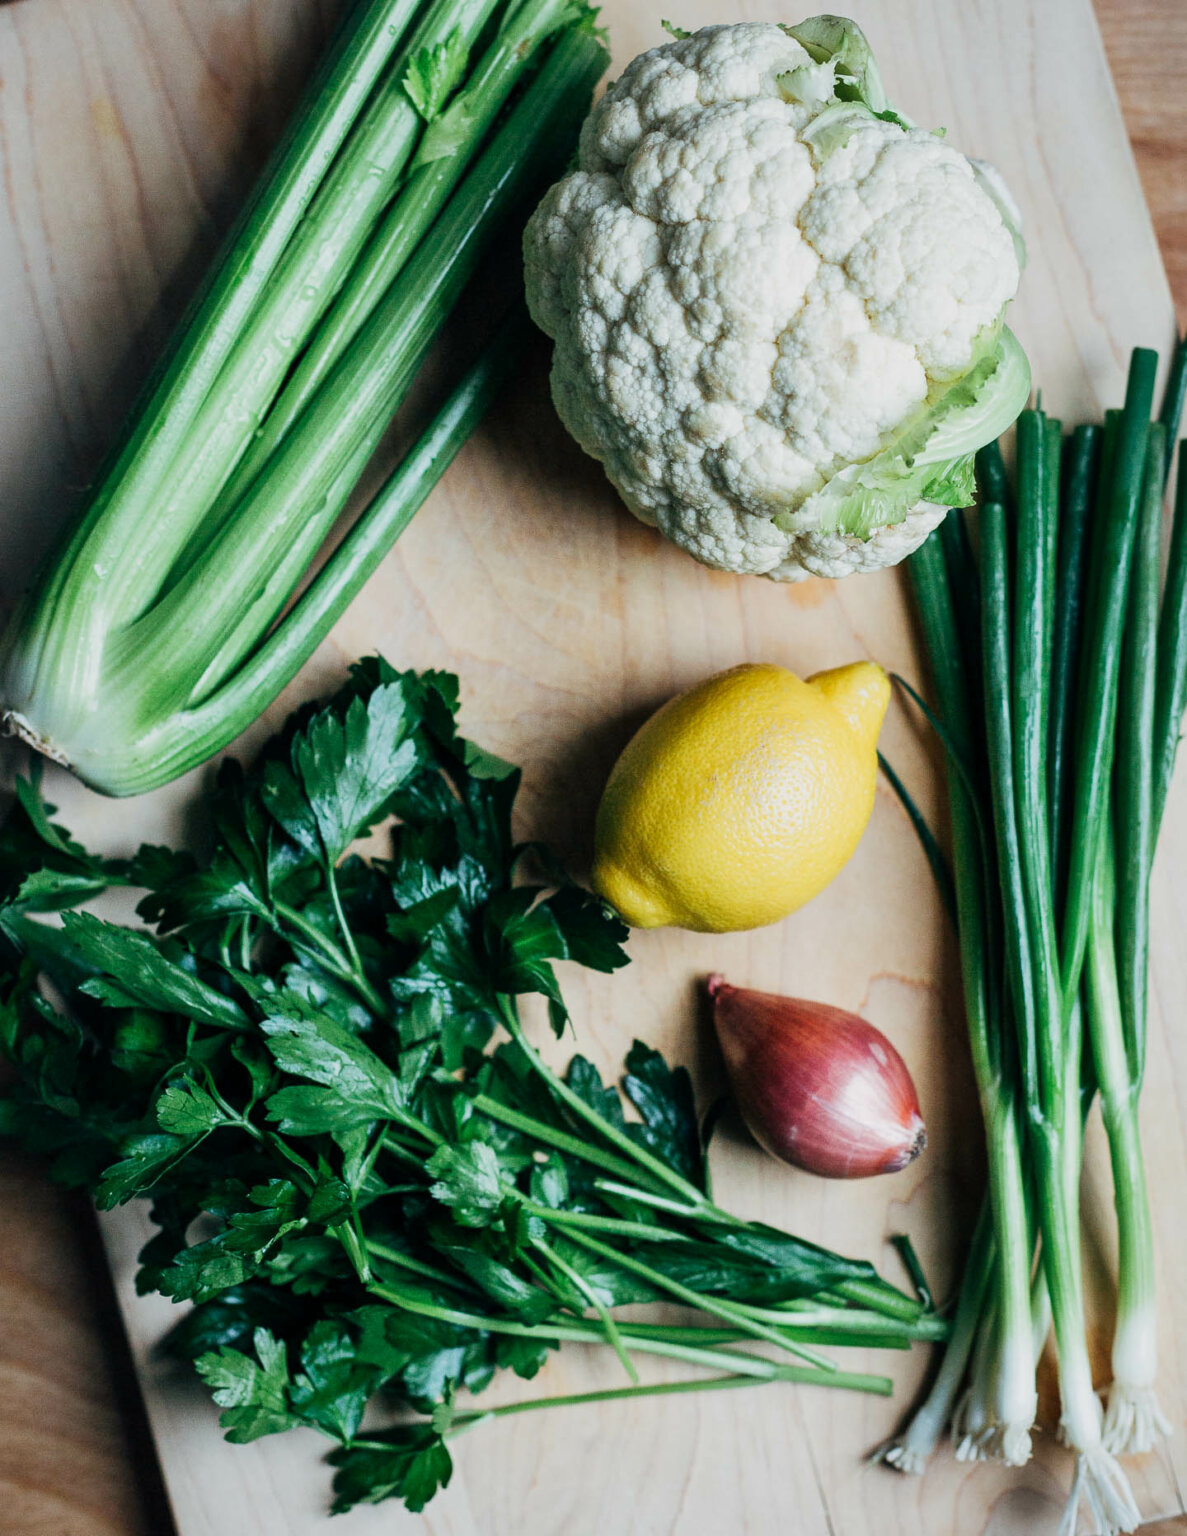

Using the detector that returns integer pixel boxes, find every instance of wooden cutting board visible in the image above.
[0,0,1183,1531]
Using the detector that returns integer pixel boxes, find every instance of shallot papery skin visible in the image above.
[708,976,926,1179]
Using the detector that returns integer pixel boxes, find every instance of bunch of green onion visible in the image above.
[881,337,1187,1535]
[0,0,608,796]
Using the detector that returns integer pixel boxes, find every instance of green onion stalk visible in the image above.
[1075,338,1187,1464]
[874,1205,993,1472]
[973,384,1149,1532]
[883,341,1187,1532]
[892,525,1038,1468]
[1086,426,1164,1454]
[1088,414,1187,1455]
[0,0,608,796]
[950,1189,1052,1467]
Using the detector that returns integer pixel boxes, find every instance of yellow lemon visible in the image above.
[592,661,890,932]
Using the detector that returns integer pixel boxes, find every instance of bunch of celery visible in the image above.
[881,337,1187,1534]
[0,0,607,796]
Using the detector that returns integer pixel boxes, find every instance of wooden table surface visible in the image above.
[0,2,1184,1533]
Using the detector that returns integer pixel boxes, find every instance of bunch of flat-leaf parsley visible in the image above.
[0,659,943,1514]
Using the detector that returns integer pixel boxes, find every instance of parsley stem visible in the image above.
[477,1039,922,1324]
[365,1240,478,1295]
[549,1226,837,1371]
[238,916,253,973]
[523,1202,682,1243]
[494,994,719,1212]
[723,1300,948,1343]
[831,1277,925,1324]
[326,863,367,990]
[272,900,354,972]
[591,1178,739,1225]
[261,1131,319,1192]
[517,1249,577,1310]
[496,1002,924,1317]
[333,1220,372,1284]
[344,1360,894,1462]
[601,1320,915,1351]
[380,1127,443,1166]
[365,1281,801,1381]
[530,1236,639,1384]
[468,1093,677,1197]
[440,1364,894,1424]
[272,898,387,1016]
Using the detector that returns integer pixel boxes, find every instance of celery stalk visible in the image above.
[121,0,504,606]
[1,0,422,724]
[1,25,608,794]
[123,33,600,699]
[25,0,498,690]
[219,0,585,510]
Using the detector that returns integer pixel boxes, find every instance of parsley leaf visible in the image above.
[426,1140,507,1226]
[96,1133,196,1208]
[0,655,923,1517]
[158,1181,312,1303]
[622,1040,702,1189]
[0,775,116,914]
[197,1328,298,1442]
[155,1078,234,1137]
[288,1320,372,1440]
[66,913,247,1029]
[261,680,421,865]
[329,1424,453,1514]
[261,998,407,1127]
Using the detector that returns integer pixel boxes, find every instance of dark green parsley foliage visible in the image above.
[0,659,929,1514]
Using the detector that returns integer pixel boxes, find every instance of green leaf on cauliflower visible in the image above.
[790,327,1031,539]
[782,14,911,125]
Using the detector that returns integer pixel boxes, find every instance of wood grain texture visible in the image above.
[0,0,1184,1533]
[0,1149,172,1536]
[1097,0,1187,329]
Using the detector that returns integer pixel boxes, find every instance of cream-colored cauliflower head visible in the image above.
[524,18,1028,582]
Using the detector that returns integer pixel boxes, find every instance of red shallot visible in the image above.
[707,975,926,1179]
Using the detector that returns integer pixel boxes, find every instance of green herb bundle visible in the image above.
[0,0,607,797]
[0,660,941,1515]
[882,337,1187,1534]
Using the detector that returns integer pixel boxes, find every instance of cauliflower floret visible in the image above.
[524,21,1024,582]
[766,265,927,468]
[768,502,949,582]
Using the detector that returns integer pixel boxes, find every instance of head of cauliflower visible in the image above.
[523,18,1028,581]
